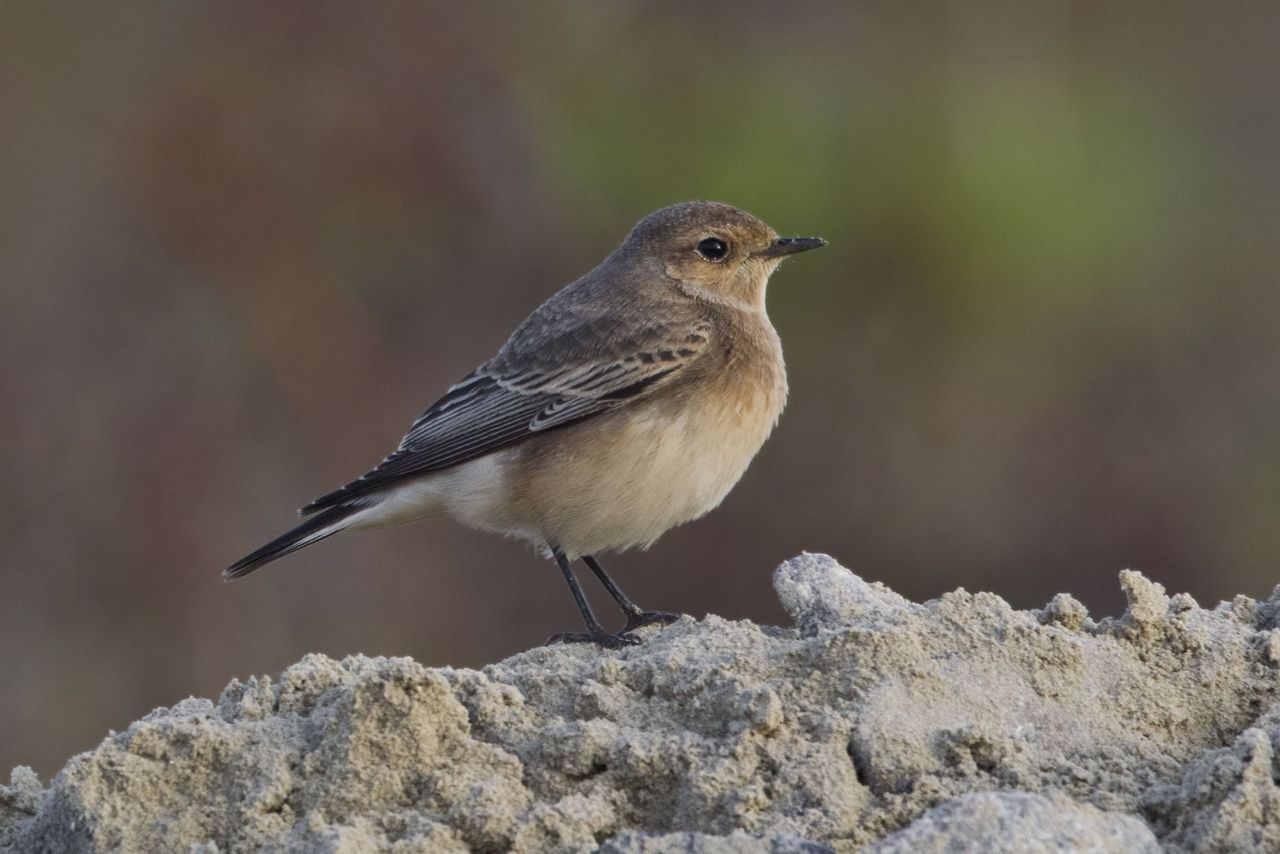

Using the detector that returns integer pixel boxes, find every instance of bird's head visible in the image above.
[620,201,825,309]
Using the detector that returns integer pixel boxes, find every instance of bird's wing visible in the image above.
[299,317,713,514]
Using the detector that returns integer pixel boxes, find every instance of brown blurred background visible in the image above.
[3,1,1279,777]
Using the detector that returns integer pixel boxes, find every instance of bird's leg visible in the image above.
[582,554,680,635]
[545,546,639,649]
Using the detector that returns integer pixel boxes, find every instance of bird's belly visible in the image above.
[516,382,784,557]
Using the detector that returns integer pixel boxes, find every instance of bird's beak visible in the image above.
[755,236,827,258]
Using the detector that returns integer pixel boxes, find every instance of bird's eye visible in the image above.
[695,237,729,262]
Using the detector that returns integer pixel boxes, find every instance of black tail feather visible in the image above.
[225,504,362,581]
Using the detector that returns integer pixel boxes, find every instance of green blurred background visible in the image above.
[3,2,1279,777]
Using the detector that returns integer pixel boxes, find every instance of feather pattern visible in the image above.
[299,318,712,514]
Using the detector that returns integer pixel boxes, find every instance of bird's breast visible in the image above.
[508,321,787,557]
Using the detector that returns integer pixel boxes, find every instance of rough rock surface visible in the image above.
[4,553,1280,852]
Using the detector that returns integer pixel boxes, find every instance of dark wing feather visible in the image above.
[299,326,708,514]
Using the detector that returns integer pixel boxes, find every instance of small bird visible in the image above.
[227,201,825,647]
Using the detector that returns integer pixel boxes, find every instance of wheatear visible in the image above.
[227,201,825,647]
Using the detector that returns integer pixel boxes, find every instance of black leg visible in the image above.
[545,546,638,649]
[582,554,681,635]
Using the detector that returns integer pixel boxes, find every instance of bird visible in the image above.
[226,201,825,647]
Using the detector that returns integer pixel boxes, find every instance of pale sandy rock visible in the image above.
[773,552,915,636]
[1140,704,1280,852]
[4,554,1280,852]
[0,768,41,839]
[599,829,831,853]
[867,792,1160,853]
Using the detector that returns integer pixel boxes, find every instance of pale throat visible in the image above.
[673,265,774,314]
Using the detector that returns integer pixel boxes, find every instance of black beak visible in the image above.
[756,236,827,259]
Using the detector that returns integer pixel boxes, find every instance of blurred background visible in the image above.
[3,1,1279,777]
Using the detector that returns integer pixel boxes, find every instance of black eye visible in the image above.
[695,237,729,262]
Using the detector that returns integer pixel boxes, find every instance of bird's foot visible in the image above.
[621,609,681,634]
[546,629,640,650]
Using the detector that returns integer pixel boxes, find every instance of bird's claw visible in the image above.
[546,629,640,649]
[621,610,682,634]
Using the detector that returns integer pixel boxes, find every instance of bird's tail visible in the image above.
[224,503,367,581]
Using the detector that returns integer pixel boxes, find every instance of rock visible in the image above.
[867,792,1160,853]
[1037,592,1090,630]
[599,830,832,853]
[1139,704,1280,852]
[4,554,1280,852]
[773,552,913,634]
[0,767,42,848]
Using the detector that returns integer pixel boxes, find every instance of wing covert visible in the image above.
[299,320,712,514]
